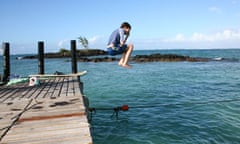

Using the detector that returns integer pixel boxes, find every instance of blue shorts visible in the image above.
[107,44,127,56]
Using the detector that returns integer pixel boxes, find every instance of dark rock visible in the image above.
[22,55,37,59]
[77,49,107,56]
[132,53,208,62]
[77,57,118,62]
[22,49,108,59]
[22,50,209,63]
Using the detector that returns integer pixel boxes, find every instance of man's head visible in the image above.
[120,22,131,34]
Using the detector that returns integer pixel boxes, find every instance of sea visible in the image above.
[0,49,240,144]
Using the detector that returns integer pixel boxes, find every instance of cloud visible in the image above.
[134,29,240,49]
[208,6,221,13]
[164,29,240,42]
[88,35,103,44]
[175,34,185,41]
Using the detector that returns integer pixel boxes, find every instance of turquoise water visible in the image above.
[1,49,240,143]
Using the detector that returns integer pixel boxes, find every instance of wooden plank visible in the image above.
[67,77,75,97]
[0,99,35,141]
[0,76,92,144]
[36,78,55,99]
[2,117,92,144]
[29,71,87,77]
[42,77,57,98]
[73,77,81,95]
[0,103,23,137]
[0,87,12,98]
[29,78,52,99]
[15,85,38,100]
[1,96,92,144]
[51,77,64,98]
[0,85,28,103]
[19,98,86,119]
[0,81,29,99]
[60,77,68,97]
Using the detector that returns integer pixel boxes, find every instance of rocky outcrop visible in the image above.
[76,53,209,62]
[77,57,117,62]
[20,49,209,62]
[22,49,107,59]
[132,54,209,62]
[78,49,107,56]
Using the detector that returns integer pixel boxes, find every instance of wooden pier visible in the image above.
[0,76,92,144]
[0,41,92,144]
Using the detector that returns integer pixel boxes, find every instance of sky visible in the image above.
[0,0,240,54]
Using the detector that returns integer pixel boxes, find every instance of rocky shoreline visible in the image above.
[76,53,209,62]
[22,49,107,59]
[20,49,210,62]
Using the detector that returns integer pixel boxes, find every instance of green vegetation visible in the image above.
[78,36,89,49]
[59,48,70,56]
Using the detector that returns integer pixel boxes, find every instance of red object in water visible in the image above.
[121,105,129,111]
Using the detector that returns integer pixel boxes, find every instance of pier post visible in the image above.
[2,42,10,83]
[71,40,77,74]
[38,41,44,74]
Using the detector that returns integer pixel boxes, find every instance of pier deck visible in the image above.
[0,76,92,144]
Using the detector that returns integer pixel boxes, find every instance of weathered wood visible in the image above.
[0,76,92,144]
[2,42,10,83]
[60,77,69,97]
[71,40,78,74]
[38,41,44,75]
[29,71,87,77]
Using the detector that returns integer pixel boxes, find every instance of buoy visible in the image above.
[121,105,129,111]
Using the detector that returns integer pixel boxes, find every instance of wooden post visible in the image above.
[71,40,77,74]
[2,42,10,83]
[38,41,44,74]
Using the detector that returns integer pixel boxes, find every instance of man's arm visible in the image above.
[120,31,130,47]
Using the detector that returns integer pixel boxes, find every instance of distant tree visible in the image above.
[59,48,69,56]
[78,36,89,49]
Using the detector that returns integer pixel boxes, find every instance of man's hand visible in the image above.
[120,30,130,47]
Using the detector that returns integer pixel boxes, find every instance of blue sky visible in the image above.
[1,0,240,54]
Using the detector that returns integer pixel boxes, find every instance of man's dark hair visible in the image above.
[120,22,131,29]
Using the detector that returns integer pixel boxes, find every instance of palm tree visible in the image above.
[78,36,89,49]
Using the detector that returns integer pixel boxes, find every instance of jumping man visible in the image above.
[107,22,134,68]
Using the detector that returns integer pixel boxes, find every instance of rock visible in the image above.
[132,53,208,62]
[22,55,37,59]
[78,49,107,56]
[77,57,118,62]
[22,49,108,59]
[21,50,209,63]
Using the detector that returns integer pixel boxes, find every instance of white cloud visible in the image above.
[134,29,240,49]
[175,34,185,41]
[88,35,103,44]
[208,6,221,13]
[164,29,240,42]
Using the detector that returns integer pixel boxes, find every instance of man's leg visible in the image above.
[119,51,126,66]
[122,44,134,68]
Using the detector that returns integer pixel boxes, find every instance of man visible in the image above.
[107,22,134,68]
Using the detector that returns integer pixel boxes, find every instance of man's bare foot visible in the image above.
[121,64,132,69]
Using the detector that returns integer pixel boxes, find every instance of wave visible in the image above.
[213,57,224,61]
[212,57,239,62]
